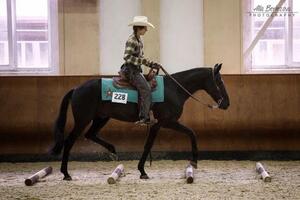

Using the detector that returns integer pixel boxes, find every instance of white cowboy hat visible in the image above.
[128,16,155,29]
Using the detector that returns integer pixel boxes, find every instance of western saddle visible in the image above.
[113,68,159,90]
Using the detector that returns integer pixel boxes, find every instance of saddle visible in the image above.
[113,68,158,90]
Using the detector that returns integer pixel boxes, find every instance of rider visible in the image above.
[120,16,161,125]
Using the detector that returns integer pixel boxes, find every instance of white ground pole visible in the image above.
[107,164,125,184]
[256,162,271,182]
[25,166,53,186]
[185,164,194,184]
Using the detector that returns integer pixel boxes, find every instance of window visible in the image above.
[0,0,58,73]
[243,0,300,73]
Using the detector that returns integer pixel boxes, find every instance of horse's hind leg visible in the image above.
[61,124,86,180]
[84,117,117,158]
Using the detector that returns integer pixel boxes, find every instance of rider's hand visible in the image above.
[151,62,162,70]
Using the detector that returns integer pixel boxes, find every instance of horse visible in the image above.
[50,63,230,180]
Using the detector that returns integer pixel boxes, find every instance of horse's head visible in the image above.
[205,63,230,110]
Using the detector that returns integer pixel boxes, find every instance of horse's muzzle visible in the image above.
[218,98,230,110]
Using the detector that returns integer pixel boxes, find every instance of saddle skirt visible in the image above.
[101,75,164,103]
[113,68,158,90]
[112,76,157,90]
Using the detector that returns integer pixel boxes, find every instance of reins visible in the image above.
[159,66,219,109]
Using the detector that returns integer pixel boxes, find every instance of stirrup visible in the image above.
[135,111,158,126]
[135,118,158,126]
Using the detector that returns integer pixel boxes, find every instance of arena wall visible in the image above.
[0,75,299,156]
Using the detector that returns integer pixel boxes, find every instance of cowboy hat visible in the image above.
[128,16,155,28]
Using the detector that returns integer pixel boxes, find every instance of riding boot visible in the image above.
[130,73,157,125]
[122,63,157,125]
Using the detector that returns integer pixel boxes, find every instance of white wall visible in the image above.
[99,0,141,75]
[99,0,204,75]
[160,0,204,73]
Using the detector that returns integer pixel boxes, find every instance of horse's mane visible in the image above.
[170,67,212,80]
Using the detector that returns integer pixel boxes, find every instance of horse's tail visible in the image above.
[50,89,74,155]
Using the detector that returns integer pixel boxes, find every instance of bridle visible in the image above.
[158,66,223,109]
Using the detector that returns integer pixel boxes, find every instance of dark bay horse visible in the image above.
[50,64,230,180]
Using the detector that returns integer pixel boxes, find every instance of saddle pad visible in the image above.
[101,75,164,103]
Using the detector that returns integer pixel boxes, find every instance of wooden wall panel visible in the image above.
[0,75,299,155]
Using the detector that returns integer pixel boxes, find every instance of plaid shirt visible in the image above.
[123,34,152,67]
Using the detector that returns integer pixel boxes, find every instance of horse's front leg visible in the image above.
[138,123,161,179]
[162,121,198,168]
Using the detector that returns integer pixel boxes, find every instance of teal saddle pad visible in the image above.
[101,76,164,103]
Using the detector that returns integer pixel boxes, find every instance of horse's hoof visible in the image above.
[109,153,119,161]
[140,174,149,179]
[63,176,72,181]
[187,176,194,184]
[190,161,198,169]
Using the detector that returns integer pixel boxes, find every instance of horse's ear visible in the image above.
[214,63,222,74]
[218,63,222,71]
